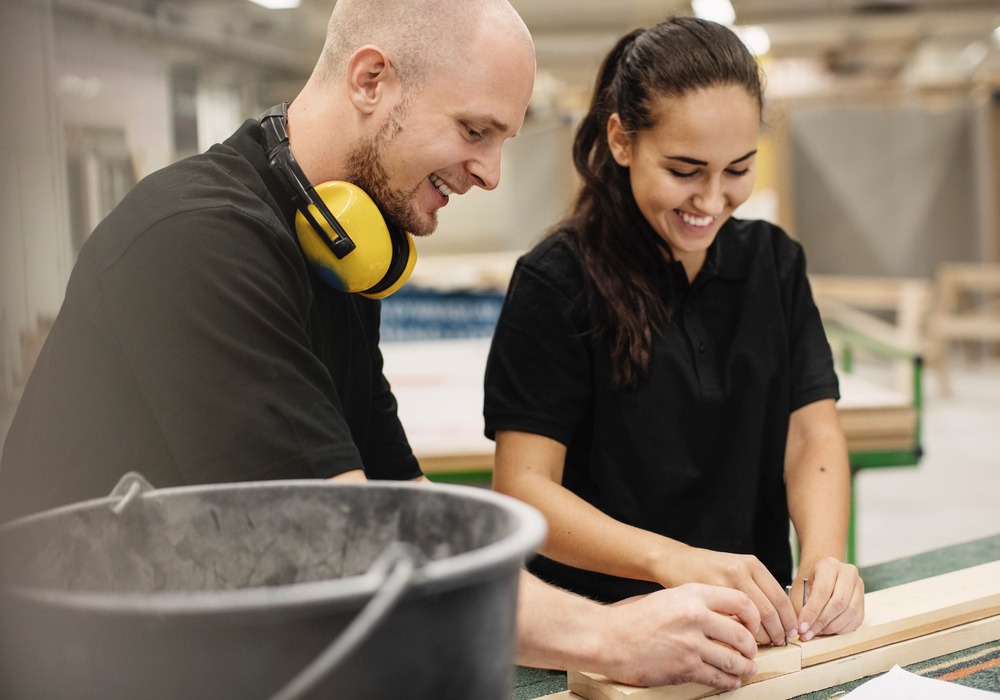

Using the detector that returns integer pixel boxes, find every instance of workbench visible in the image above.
[381,337,919,483]
[512,533,1000,699]
[380,284,924,562]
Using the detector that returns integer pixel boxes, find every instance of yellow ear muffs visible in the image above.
[295,181,416,298]
[361,226,417,300]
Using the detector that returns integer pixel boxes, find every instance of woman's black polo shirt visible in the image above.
[483,218,839,602]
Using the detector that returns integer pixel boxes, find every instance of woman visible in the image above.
[484,16,864,646]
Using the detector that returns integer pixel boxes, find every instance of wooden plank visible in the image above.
[838,407,916,436]
[794,559,1000,667]
[418,453,492,475]
[841,435,919,453]
[928,316,1000,340]
[567,614,1000,700]
[704,614,1000,699]
[567,562,1000,700]
[567,643,801,700]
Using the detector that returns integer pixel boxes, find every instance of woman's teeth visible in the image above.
[678,211,713,227]
[430,174,453,196]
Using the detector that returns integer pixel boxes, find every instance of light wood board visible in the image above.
[567,644,801,700]
[564,614,1000,700]
[381,338,924,476]
[698,613,1000,699]
[793,559,1000,666]
[566,560,1000,700]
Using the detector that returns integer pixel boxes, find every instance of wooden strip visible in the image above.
[567,643,801,700]
[794,560,1000,666]
[705,614,1000,699]
[565,615,1000,700]
[566,561,1000,700]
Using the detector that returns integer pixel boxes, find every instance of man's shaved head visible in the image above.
[316,0,533,90]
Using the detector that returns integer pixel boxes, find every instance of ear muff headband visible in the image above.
[259,103,416,297]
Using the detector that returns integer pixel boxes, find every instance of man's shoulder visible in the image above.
[83,142,285,276]
[125,143,271,228]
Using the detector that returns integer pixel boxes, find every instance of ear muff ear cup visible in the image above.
[361,226,417,300]
[295,180,416,297]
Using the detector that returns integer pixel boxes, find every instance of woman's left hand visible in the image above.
[794,556,864,640]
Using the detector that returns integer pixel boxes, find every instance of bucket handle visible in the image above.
[268,542,425,700]
[108,472,155,516]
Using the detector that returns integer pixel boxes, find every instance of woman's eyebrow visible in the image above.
[666,149,758,166]
[730,149,758,165]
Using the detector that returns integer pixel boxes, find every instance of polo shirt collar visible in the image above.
[701,218,749,282]
[227,119,300,230]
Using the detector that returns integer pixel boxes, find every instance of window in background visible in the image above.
[64,126,136,253]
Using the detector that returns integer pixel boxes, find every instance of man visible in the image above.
[0,0,760,689]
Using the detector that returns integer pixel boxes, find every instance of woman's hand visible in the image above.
[794,556,864,640]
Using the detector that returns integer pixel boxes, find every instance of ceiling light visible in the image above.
[691,0,736,26]
[247,0,300,9]
[736,26,771,57]
[957,41,988,74]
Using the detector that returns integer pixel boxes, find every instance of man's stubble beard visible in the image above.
[342,103,437,237]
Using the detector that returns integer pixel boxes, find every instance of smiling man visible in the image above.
[0,0,762,690]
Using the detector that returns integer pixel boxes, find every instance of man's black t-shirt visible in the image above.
[0,120,420,522]
[484,221,839,601]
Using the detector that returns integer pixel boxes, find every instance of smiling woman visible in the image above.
[606,84,760,279]
[485,15,865,651]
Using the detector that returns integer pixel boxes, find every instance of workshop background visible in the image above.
[1,0,999,567]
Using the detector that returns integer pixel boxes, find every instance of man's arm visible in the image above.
[515,570,760,690]
[327,470,367,482]
[326,470,428,482]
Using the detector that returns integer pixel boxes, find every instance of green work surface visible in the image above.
[513,532,1000,699]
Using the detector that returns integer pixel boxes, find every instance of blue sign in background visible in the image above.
[380,287,504,342]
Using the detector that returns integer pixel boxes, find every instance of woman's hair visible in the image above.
[562,16,763,388]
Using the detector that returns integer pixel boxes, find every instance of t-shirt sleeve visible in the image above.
[99,205,365,483]
[484,249,594,445]
[778,237,840,411]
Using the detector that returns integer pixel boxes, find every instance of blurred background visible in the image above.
[1,0,999,565]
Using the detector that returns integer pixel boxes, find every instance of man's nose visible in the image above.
[470,146,503,191]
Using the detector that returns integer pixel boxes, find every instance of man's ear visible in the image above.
[607,113,632,167]
[346,46,396,115]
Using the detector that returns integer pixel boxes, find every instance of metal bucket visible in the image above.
[0,475,546,700]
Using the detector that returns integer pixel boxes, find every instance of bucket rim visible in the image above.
[0,479,547,616]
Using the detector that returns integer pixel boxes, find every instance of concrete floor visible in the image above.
[1,358,997,567]
[852,358,1000,566]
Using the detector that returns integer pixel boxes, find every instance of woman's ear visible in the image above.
[607,113,632,167]
[346,46,396,115]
